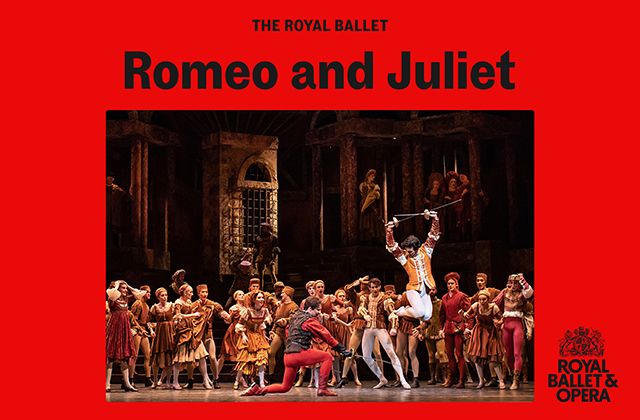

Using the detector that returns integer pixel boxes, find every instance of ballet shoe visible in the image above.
[233,382,239,390]
[213,379,220,389]
[373,378,388,389]
[124,386,139,392]
[145,377,153,387]
[355,379,362,386]
[185,379,194,389]
[477,381,484,389]
[411,378,420,388]
[105,387,111,393]
[401,381,411,390]
[203,382,212,389]
[172,384,182,390]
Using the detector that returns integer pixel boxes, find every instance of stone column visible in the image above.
[141,139,149,249]
[413,139,425,239]
[202,134,221,274]
[339,135,357,246]
[505,136,518,246]
[401,139,414,236]
[468,135,482,242]
[311,145,322,251]
[130,138,142,247]
[165,147,175,253]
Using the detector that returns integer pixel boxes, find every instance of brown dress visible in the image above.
[311,296,334,354]
[331,303,353,358]
[220,305,243,362]
[173,299,208,364]
[148,303,176,368]
[465,302,504,364]
[234,307,270,375]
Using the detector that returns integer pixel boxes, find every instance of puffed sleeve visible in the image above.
[130,287,147,300]
[106,286,121,301]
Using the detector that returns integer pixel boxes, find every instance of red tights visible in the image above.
[265,349,332,394]
[503,318,524,371]
[445,333,466,382]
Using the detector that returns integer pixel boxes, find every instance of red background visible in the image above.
[3,0,636,417]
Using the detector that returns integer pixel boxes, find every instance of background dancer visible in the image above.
[439,272,472,389]
[493,273,533,390]
[106,281,146,392]
[129,285,153,387]
[148,288,174,389]
[336,276,383,388]
[359,278,411,390]
[268,286,299,383]
[192,284,230,389]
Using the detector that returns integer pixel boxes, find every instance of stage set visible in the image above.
[106,110,534,402]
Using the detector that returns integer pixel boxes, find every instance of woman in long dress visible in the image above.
[233,290,272,387]
[219,290,247,389]
[460,289,506,389]
[331,288,361,385]
[106,280,146,392]
[147,287,175,389]
[171,284,211,390]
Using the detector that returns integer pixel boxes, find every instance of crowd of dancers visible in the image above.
[106,211,533,397]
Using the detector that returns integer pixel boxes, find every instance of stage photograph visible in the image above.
[106,110,534,402]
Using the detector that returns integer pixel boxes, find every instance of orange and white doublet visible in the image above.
[386,218,440,321]
[386,218,439,294]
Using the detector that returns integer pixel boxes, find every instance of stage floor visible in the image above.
[106,380,534,402]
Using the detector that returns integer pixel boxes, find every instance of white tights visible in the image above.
[394,289,432,321]
[362,328,407,385]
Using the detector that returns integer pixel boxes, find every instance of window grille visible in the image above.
[230,163,277,252]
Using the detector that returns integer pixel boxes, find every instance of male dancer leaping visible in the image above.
[385,210,439,322]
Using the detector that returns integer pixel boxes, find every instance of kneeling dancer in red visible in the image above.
[241,296,352,397]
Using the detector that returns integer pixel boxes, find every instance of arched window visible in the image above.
[230,159,278,252]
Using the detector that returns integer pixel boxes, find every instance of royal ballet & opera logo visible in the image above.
[548,327,618,402]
